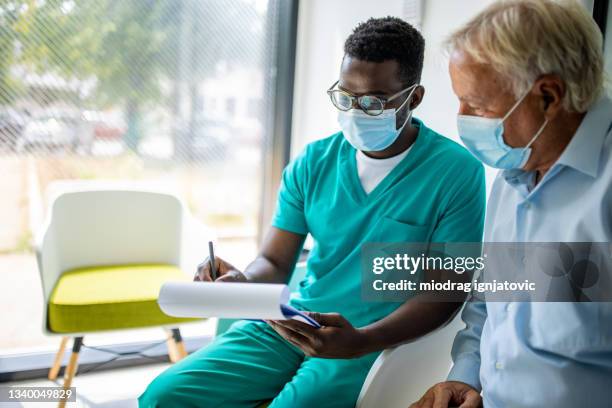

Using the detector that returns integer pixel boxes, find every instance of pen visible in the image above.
[208,241,217,281]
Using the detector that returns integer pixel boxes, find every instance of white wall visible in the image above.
[291,0,499,192]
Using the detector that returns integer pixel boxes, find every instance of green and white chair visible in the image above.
[36,187,207,405]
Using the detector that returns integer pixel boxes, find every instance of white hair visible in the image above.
[446,0,605,113]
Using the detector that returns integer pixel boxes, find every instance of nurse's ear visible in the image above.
[409,85,425,110]
[533,74,565,119]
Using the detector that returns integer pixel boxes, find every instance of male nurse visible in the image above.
[412,1,612,407]
[140,17,485,408]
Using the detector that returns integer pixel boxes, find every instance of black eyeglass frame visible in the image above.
[326,80,417,116]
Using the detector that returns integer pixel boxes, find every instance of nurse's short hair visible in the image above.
[446,0,605,113]
[344,16,425,87]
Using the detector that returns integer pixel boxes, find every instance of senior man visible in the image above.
[412,1,612,407]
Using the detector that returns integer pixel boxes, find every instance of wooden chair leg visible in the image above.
[48,336,69,380]
[172,328,188,360]
[165,329,179,362]
[58,336,82,408]
[166,328,187,362]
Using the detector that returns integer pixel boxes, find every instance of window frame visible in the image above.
[258,0,300,242]
[593,0,609,37]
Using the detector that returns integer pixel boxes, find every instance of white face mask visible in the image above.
[338,85,416,152]
[457,87,548,169]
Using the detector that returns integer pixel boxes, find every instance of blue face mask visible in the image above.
[457,89,548,170]
[338,87,415,152]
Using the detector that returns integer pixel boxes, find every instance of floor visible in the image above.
[1,362,170,407]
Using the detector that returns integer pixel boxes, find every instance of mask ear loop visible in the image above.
[396,84,418,111]
[526,93,552,148]
[501,87,532,123]
[395,85,419,132]
[525,118,549,149]
[500,86,546,150]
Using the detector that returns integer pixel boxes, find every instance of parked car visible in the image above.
[82,110,125,141]
[16,114,79,152]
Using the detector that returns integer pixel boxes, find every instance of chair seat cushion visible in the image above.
[48,264,199,333]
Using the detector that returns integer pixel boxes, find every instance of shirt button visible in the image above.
[495,362,504,370]
[506,303,513,312]
[524,202,531,209]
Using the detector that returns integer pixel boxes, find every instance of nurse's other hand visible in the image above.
[266,312,370,358]
[194,256,248,283]
[409,381,482,408]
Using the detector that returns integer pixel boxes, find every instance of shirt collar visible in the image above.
[502,168,535,195]
[554,95,612,178]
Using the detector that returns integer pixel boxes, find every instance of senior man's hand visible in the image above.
[266,312,371,358]
[410,381,482,408]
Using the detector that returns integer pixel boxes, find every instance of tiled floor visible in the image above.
[1,362,170,407]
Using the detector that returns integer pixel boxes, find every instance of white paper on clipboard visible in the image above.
[158,281,321,327]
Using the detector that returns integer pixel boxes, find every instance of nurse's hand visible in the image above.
[194,256,248,283]
[409,381,482,408]
[266,312,370,358]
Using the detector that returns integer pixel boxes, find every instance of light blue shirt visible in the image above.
[448,96,612,407]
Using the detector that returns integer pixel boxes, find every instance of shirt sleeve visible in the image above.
[447,300,487,391]
[270,146,310,236]
[430,161,486,243]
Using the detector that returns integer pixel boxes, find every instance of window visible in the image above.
[0,0,294,361]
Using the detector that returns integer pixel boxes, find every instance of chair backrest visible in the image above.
[356,310,465,408]
[37,189,185,302]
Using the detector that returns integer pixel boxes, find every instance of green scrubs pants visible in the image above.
[138,320,379,408]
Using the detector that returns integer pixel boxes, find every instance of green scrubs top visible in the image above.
[272,118,486,327]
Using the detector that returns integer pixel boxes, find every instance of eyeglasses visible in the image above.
[326,80,417,116]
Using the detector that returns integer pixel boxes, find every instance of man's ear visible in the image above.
[534,74,565,119]
[410,85,425,110]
